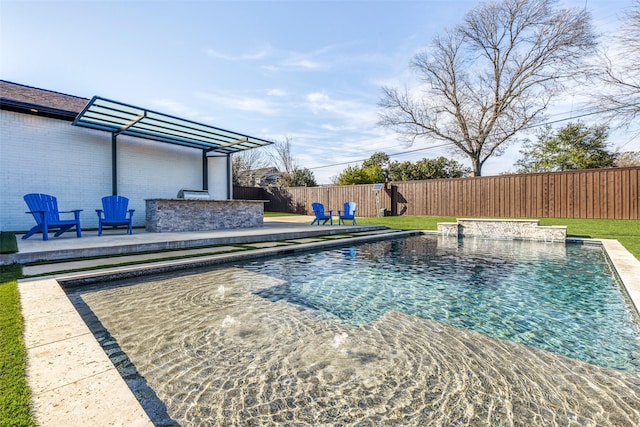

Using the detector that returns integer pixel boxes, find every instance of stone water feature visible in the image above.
[437,218,567,242]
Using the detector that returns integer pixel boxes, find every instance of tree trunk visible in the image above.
[471,157,482,177]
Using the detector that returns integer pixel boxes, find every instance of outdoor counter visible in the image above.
[145,199,267,232]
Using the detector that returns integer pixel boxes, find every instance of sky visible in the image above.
[1,0,638,184]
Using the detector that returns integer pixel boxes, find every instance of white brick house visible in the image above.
[0,81,270,233]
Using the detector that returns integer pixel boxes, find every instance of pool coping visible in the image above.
[18,232,640,426]
[589,238,640,319]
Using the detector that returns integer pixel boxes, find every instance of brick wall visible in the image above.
[0,110,228,232]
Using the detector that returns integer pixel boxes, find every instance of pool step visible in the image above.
[21,229,414,278]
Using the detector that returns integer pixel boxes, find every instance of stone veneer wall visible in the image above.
[437,219,567,242]
[146,199,264,232]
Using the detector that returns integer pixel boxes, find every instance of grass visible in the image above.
[264,211,301,217]
[0,214,637,426]
[0,265,22,284]
[0,280,34,426]
[0,232,18,254]
[540,218,640,258]
[357,215,457,231]
[1,232,31,425]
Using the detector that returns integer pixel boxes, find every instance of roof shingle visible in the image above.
[0,80,89,117]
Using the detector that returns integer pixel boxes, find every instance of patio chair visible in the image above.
[311,202,333,225]
[22,193,82,240]
[338,202,357,225]
[96,195,135,236]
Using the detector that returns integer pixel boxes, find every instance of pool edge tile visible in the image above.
[599,238,640,317]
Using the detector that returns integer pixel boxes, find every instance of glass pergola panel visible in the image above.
[72,96,273,153]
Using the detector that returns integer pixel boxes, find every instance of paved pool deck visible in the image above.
[8,217,640,426]
[5,216,378,265]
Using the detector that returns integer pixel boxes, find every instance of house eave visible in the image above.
[0,98,79,121]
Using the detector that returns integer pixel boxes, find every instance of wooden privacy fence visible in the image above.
[234,166,640,220]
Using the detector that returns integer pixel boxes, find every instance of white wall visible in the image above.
[208,155,230,199]
[0,110,229,232]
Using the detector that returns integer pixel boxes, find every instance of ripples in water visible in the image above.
[246,236,640,372]
[68,236,640,426]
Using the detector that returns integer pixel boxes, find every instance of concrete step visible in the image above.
[22,229,407,277]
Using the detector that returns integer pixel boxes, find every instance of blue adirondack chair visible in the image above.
[22,193,82,240]
[311,202,333,225]
[96,195,135,235]
[338,202,357,225]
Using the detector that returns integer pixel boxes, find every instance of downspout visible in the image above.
[202,150,208,191]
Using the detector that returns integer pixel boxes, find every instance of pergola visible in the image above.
[72,96,273,197]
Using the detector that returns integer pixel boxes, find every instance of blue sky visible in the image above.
[2,0,638,183]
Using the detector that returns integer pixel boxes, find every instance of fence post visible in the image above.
[390,185,398,216]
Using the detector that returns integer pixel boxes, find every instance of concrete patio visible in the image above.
[6,216,383,265]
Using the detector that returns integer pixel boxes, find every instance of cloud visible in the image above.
[262,57,325,72]
[153,99,216,123]
[320,123,350,131]
[261,43,349,72]
[293,130,411,184]
[197,91,278,116]
[281,58,322,70]
[267,88,287,97]
[304,91,377,127]
[306,92,330,104]
[207,42,328,71]
[209,41,364,73]
[206,44,273,61]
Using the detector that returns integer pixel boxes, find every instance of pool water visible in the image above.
[69,235,640,426]
[247,236,640,372]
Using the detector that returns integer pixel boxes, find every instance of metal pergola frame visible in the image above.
[72,96,273,196]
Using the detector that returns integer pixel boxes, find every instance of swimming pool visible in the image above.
[246,236,640,373]
[69,235,640,426]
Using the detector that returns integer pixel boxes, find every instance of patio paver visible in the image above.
[19,279,153,426]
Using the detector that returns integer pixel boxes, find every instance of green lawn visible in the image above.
[540,218,640,259]
[0,215,638,426]
[0,280,34,426]
[264,211,301,217]
[357,215,457,232]
[0,232,18,255]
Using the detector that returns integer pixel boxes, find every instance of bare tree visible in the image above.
[379,0,597,176]
[269,136,317,187]
[592,0,640,125]
[615,150,640,167]
[232,148,269,186]
[269,136,297,175]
